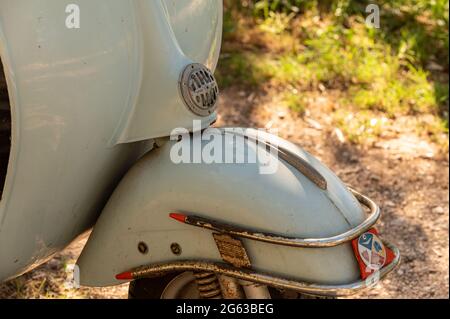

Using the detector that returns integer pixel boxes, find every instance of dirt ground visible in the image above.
[0,87,448,299]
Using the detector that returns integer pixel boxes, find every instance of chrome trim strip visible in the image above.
[229,130,327,190]
[276,144,327,190]
[181,188,380,248]
[126,241,400,297]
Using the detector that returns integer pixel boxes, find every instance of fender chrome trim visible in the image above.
[116,241,400,296]
[170,188,380,248]
[228,130,328,190]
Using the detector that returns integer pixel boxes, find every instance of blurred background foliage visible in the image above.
[216,0,449,148]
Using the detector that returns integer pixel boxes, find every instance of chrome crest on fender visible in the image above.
[357,232,387,270]
[179,63,219,117]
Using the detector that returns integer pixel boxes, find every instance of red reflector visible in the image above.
[352,228,395,280]
[169,213,187,223]
[115,271,133,280]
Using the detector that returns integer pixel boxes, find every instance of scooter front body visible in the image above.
[0,0,399,298]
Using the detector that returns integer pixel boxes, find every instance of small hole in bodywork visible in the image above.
[0,58,11,200]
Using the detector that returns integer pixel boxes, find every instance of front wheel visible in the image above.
[128,272,335,299]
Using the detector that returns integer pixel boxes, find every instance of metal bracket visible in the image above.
[213,233,251,269]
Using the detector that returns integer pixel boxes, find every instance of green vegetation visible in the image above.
[217,0,449,148]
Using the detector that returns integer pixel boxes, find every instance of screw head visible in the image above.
[138,242,149,255]
[170,243,182,256]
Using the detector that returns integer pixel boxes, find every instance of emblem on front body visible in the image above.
[179,63,219,117]
[357,232,386,270]
[351,228,396,280]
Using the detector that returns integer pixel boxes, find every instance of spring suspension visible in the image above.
[194,272,222,299]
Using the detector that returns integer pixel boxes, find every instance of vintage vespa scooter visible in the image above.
[0,0,399,299]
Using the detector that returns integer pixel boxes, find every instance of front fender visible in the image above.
[77,129,367,287]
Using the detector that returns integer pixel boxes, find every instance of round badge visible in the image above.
[357,232,386,270]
